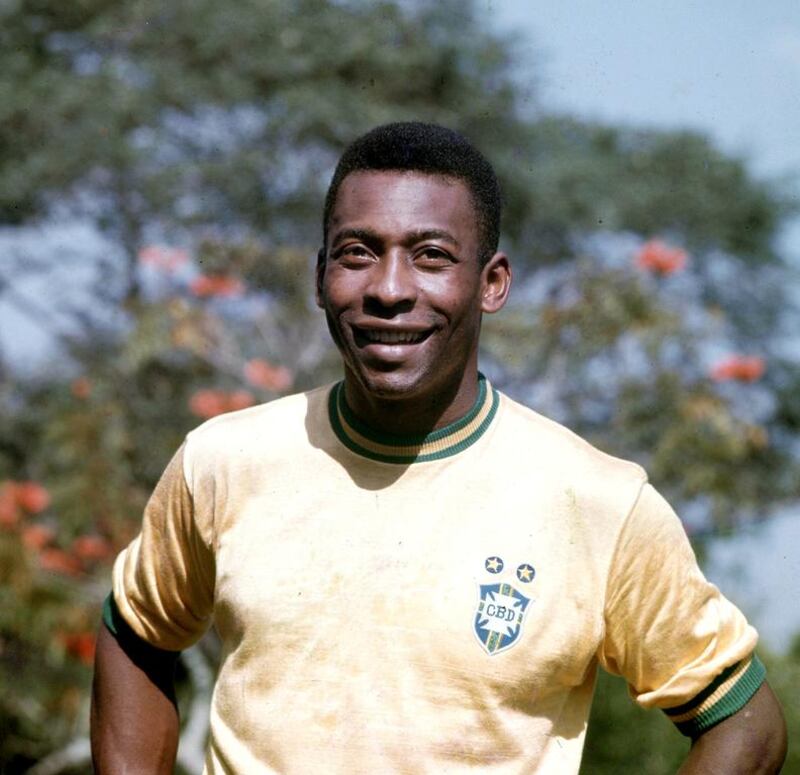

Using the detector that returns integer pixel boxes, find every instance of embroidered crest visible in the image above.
[473,582,531,655]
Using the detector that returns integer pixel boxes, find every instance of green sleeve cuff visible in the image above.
[102,593,181,661]
[663,654,766,738]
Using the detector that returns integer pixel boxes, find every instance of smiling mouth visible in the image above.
[353,327,433,346]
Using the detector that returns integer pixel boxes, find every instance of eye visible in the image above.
[336,244,374,264]
[415,247,453,266]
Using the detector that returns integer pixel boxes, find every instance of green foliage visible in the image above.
[520,120,784,260]
[582,670,687,773]
[0,0,798,771]
[582,648,800,774]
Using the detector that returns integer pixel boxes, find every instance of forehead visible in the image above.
[329,171,479,242]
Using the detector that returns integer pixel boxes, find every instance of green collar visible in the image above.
[328,374,499,464]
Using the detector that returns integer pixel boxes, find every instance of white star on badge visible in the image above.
[516,563,535,582]
[485,556,503,573]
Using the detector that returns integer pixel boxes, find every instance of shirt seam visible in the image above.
[599,470,650,650]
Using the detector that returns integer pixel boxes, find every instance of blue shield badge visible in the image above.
[474,582,531,655]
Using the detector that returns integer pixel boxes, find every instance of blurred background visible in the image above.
[1,0,798,772]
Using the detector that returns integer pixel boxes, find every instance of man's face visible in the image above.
[317,170,509,412]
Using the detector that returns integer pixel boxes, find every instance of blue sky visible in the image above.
[493,1,800,177]
[490,0,800,651]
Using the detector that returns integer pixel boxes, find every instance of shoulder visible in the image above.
[489,390,648,530]
[182,384,332,474]
[495,390,646,485]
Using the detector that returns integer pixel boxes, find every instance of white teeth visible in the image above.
[363,330,425,344]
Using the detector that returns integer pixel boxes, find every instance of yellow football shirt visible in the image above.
[112,376,762,773]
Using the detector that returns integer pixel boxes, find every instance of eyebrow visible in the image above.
[406,229,460,249]
[330,227,460,249]
[330,228,378,247]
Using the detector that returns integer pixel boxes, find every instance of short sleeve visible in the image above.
[598,483,764,737]
[112,442,215,651]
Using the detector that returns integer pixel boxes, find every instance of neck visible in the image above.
[328,373,498,465]
[342,371,479,437]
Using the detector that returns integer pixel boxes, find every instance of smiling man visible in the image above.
[92,122,786,773]
[319,165,509,434]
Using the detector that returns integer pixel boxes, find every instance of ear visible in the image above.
[315,247,326,308]
[480,252,511,314]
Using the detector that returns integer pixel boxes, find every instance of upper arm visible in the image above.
[678,681,787,774]
[112,441,216,651]
[599,483,762,736]
[93,440,215,771]
[91,620,180,774]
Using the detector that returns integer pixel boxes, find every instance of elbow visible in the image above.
[724,724,788,775]
[737,683,788,774]
[749,715,787,774]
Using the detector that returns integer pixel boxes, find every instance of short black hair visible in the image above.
[322,122,502,265]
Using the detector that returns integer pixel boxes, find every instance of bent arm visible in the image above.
[677,682,787,774]
[91,623,180,774]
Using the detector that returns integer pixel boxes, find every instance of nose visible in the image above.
[364,252,417,310]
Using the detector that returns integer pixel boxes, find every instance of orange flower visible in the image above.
[138,245,189,272]
[710,355,766,383]
[244,359,293,392]
[71,534,114,563]
[189,389,255,418]
[38,548,83,577]
[189,389,230,418]
[0,482,19,528]
[14,481,51,514]
[635,239,688,276]
[60,631,96,666]
[189,274,244,298]
[228,390,255,411]
[21,523,56,551]
[71,377,92,399]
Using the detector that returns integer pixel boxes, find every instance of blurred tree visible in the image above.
[0,0,798,771]
[582,671,687,774]
[581,644,800,774]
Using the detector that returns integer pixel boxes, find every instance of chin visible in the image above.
[351,366,429,401]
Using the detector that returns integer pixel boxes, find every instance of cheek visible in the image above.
[321,276,355,314]
[428,281,482,321]
[323,264,370,302]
